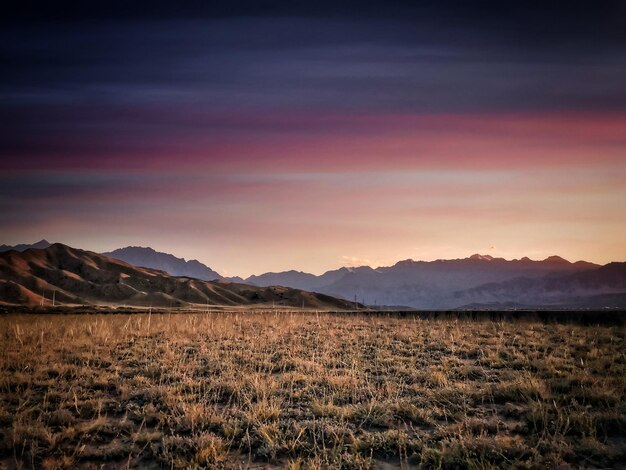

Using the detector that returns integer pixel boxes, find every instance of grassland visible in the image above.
[0,312,624,469]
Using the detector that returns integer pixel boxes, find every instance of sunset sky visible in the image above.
[2,1,625,276]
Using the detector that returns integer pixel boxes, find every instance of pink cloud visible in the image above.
[3,110,625,173]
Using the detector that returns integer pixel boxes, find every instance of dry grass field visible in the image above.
[0,312,625,469]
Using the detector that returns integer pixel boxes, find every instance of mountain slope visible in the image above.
[245,255,600,309]
[103,246,222,281]
[0,244,359,310]
[0,239,51,253]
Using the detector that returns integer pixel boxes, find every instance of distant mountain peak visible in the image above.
[543,255,570,264]
[469,254,494,261]
[394,259,416,267]
[119,245,157,253]
[102,246,222,281]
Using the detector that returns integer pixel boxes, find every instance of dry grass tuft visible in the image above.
[0,312,624,468]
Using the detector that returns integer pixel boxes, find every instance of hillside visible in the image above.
[0,244,359,310]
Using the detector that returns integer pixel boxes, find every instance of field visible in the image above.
[0,312,625,469]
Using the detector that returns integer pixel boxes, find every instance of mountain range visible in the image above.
[243,255,613,309]
[2,241,625,309]
[450,262,626,309]
[0,244,359,310]
[0,239,51,252]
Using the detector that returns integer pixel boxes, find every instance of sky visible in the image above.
[1,1,626,276]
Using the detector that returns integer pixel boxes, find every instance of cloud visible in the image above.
[341,256,373,267]
[1,4,625,274]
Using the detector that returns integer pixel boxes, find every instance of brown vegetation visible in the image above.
[0,312,624,468]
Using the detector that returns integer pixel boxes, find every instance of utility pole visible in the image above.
[52,290,56,307]
[354,294,358,310]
